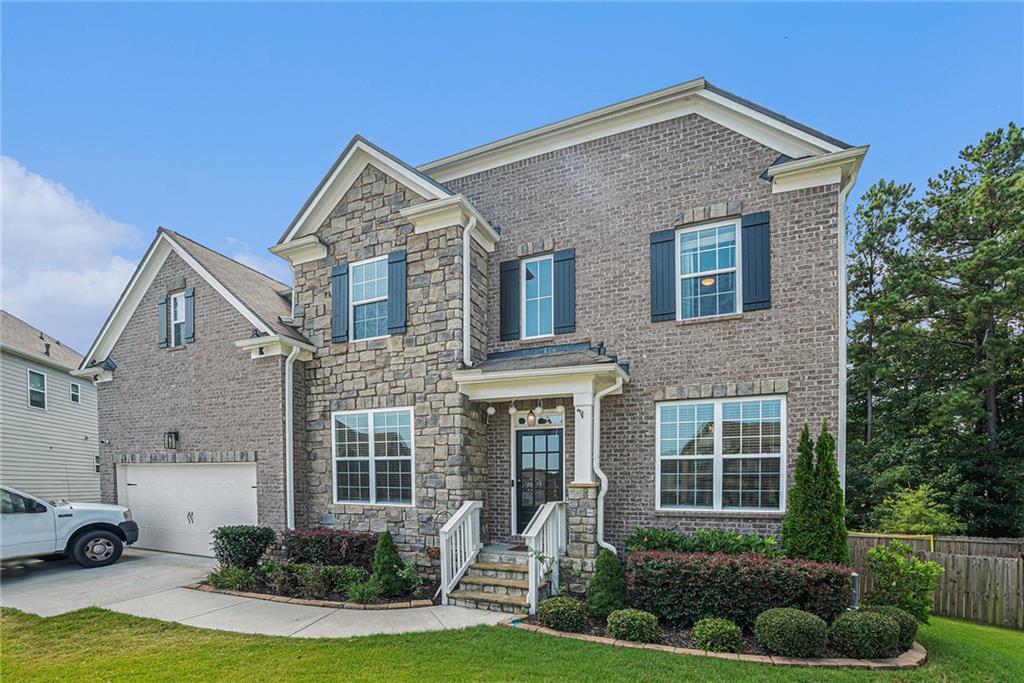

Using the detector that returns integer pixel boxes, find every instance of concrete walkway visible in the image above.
[1,548,507,637]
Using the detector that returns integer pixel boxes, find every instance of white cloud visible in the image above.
[1,156,142,354]
[224,236,292,285]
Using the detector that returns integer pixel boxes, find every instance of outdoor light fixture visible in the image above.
[701,276,717,287]
[508,406,518,415]
[533,405,544,416]
[486,405,496,416]
[526,410,537,426]
[164,431,179,450]
[555,404,565,414]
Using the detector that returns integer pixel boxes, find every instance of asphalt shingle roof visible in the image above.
[0,310,84,371]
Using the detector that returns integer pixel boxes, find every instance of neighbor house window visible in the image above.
[522,255,553,338]
[657,396,785,511]
[677,220,739,320]
[27,370,46,409]
[70,382,81,404]
[94,455,101,474]
[350,257,389,340]
[333,407,413,505]
[170,291,186,346]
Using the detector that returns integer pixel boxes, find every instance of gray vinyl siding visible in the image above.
[0,351,100,502]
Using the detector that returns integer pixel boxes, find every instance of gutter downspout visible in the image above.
[593,376,623,554]
[462,216,478,368]
[284,344,301,529]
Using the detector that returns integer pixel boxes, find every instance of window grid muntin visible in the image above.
[350,257,389,341]
[333,407,414,505]
[657,396,784,512]
[170,291,186,346]
[70,382,81,404]
[521,255,554,339]
[27,370,46,409]
[675,220,741,321]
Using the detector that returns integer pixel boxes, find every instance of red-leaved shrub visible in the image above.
[281,528,378,568]
[626,551,852,629]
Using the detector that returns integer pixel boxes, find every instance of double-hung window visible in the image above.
[333,407,414,505]
[350,257,389,341]
[170,291,186,346]
[677,220,739,320]
[657,396,785,511]
[70,382,81,404]
[27,370,46,409]
[522,255,553,339]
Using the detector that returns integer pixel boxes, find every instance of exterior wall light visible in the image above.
[526,410,537,426]
[164,431,179,450]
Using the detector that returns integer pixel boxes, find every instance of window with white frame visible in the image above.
[657,396,784,511]
[333,407,413,505]
[522,255,553,338]
[27,370,46,409]
[677,220,738,320]
[350,257,389,340]
[170,291,186,346]
[70,382,81,404]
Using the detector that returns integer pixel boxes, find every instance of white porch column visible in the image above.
[573,390,595,484]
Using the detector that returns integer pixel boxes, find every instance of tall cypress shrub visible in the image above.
[586,548,628,618]
[781,424,816,559]
[371,531,405,598]
[811,423,850,564]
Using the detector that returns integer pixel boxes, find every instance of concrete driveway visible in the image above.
[1,548,508,637]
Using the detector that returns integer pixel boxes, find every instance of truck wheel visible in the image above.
[71,530,123,568]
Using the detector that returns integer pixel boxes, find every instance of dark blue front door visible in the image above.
[515,429,563,534]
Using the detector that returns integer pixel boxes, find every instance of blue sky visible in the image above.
[2,2,1022,351]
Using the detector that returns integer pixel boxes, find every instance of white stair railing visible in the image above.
[522,500,567,614]
[439,500,482,605]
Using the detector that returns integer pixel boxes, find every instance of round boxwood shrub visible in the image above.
[693,617,742,653]
[829,610,901,659]
[754,608,827,658]
[607,608,659,643]
[537,596,588,633]
[211,525,275,569]
[858,605,918,651]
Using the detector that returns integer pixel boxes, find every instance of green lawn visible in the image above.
[1,608,1021,682]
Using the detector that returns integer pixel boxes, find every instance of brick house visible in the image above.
[79,78,865,611]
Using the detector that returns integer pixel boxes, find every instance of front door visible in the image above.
[515,429,563,534]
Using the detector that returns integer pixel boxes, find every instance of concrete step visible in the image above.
[458,575,548,598]
[448,589,527,612]
[460,574,530,590]
[468,561,529,579]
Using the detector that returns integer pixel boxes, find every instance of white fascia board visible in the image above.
[235,335,315,361]
[768,145,868,194]
[80,232,276,370]
[269,234,328,266]
[399,195,500,252]
[420,80,842,182]
[70,366,113,383]
[453,363,629,402]
[281,140,451,245]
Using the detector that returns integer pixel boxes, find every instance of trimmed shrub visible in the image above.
[626,551,853,629]
[536,596,588,633]
[586,549,628,619]
[207,565,259,591]
[864,541,943,622]
[754,608,827,658]
[829,610,901,659]
[281,528,377,568]
[264,561,303,596]
[783,423,849,564]
[624,527,779,556]
[781,424,816,560]
[347,578,383,604]
[693,617,742,653]
[858,606,918,651]
[607,609,659,643]
[211,525,275,569]
[295,564,369,600]
[371,532,406,598]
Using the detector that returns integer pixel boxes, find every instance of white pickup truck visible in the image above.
[1,485,139,567]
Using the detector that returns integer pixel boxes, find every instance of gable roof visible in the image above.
[0,310,84,372]
[79,229,307,370]
[419,77,854,182]
[277,135,454,246]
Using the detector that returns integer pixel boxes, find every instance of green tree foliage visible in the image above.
[876,485,966,535]
[845,124,1024,537]
[781,424,816,559]
[812,424,850,564]
[586,549,628,619]
[370,531,406,598]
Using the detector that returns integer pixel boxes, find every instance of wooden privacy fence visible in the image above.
[848,533,1024,630]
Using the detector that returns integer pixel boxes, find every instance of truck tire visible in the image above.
[71,529,123,568]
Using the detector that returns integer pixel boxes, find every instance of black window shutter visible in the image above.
[183,287,195,343]
[157,294,169,348]
[553,248,576,334]
[649,229,676,322]
[387,250,407,334]
[741,211,771,311]
[331,263,349,342]
[499,259,521,341]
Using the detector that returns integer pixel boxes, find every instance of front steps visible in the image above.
[447,547,549,613]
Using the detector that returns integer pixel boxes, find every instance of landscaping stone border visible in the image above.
[183,582,433,610]
[498,615,928,670]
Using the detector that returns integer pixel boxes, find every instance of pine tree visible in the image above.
[781,424,816,559]
[586,548,628,618]
[371,531,405,598]
[811,422,850,564]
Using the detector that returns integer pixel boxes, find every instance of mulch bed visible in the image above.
[189,579,440,610]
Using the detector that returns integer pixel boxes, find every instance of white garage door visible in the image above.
[116,463,257,557]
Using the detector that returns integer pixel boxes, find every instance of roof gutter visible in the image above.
[592,376,623,554]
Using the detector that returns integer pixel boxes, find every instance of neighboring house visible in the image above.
[81,77,865,608]
[1,311,99,502]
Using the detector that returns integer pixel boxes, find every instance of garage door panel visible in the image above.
[117,464,258,557]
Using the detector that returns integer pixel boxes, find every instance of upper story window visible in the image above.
[170,291,186,346]
[522,255,553,339]
[677,220,739,320]
[333,407,414,505]
[70,382,81,404]
[27,370,46,409]
[657,396,785,511]
[350,257,389,341]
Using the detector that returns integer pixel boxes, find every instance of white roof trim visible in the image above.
[398,195,500,252]
[453,363,629,402]
[767,145,868,194]
[420,79,846,182]
[235,335,316,361]
[79,231,275,370]
[280,138,451,246]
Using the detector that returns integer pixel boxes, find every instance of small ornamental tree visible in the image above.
[586,549,628,619]
[812,423,850,565]
[781,424,816,559]
[371,531,405,598]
